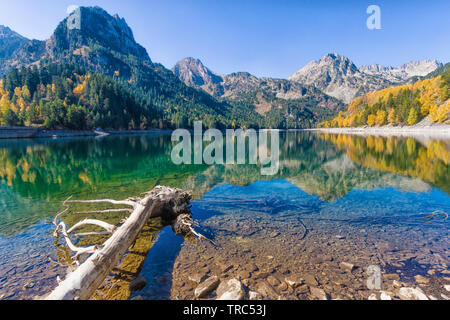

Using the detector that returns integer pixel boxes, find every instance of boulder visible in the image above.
[398,287,429,300]
[216,279,245,300]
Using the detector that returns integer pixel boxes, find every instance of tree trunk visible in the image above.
[46,186,191,300]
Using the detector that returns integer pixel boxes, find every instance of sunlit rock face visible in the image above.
[288,53,442,104]
[48,6,150,61]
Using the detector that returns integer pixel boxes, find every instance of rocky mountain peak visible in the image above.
[0,25,29,60]
[173,57,223,88]
[287,53,367,103]
[397,59,442,77]
[49,6,150,61]
[289,53,360,82]
[0,25,24,38]
[360,59,442,81]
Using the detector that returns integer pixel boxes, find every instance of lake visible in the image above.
[0,131,448,300]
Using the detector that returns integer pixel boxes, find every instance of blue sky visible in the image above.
[0,0,449,78]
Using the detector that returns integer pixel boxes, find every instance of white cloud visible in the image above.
[67,5,79,15]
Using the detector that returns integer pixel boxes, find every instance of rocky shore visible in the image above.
[0,127,172,139]
[164,191,450,301]
[311,119,450,139]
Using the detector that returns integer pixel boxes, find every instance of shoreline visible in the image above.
[309,124,450,139]
[1,125,450,140]
[0,127,173,140]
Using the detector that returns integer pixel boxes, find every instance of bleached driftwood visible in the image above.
[46,186,196,300]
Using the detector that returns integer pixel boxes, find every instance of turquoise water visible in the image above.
[0,132,448,299]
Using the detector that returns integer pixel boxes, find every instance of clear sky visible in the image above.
[0,0,449,78]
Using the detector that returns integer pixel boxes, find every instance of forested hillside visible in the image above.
[320,70,450,128]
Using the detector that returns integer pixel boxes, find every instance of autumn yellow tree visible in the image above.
[407,108,418,125]
[376,110,387,126]
[367,114,377,127]
[387,108,397,125]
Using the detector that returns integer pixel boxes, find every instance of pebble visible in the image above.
[249,291,263,300]
[340,262,356,273]
[277,282,288,292]
[284,275,305,288]
[296,285,309,294]
[267,275,281,287]
[23,282,35,290]
[384,273,400,280]
[270,232,281,238]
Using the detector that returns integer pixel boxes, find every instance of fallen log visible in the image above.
[46,186,197,300]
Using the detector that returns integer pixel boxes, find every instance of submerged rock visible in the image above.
[255,281,279,299]
[310,287,328,300]
[249,291,263,300]
[195,276,220,299]
[129,276,147,292]
[267,275,281,287]
[414,275,429,285]
[23,281,35,290]
[285,275,305,288]
[188,273,208,285]
[303,274,319,286]
[340,262,356,273]
[216,279,245,300]
[384,273,400,280]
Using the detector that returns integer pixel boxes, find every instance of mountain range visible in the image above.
[172,57,343,115]
[0,6,445,130]
[287,53,442,103]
